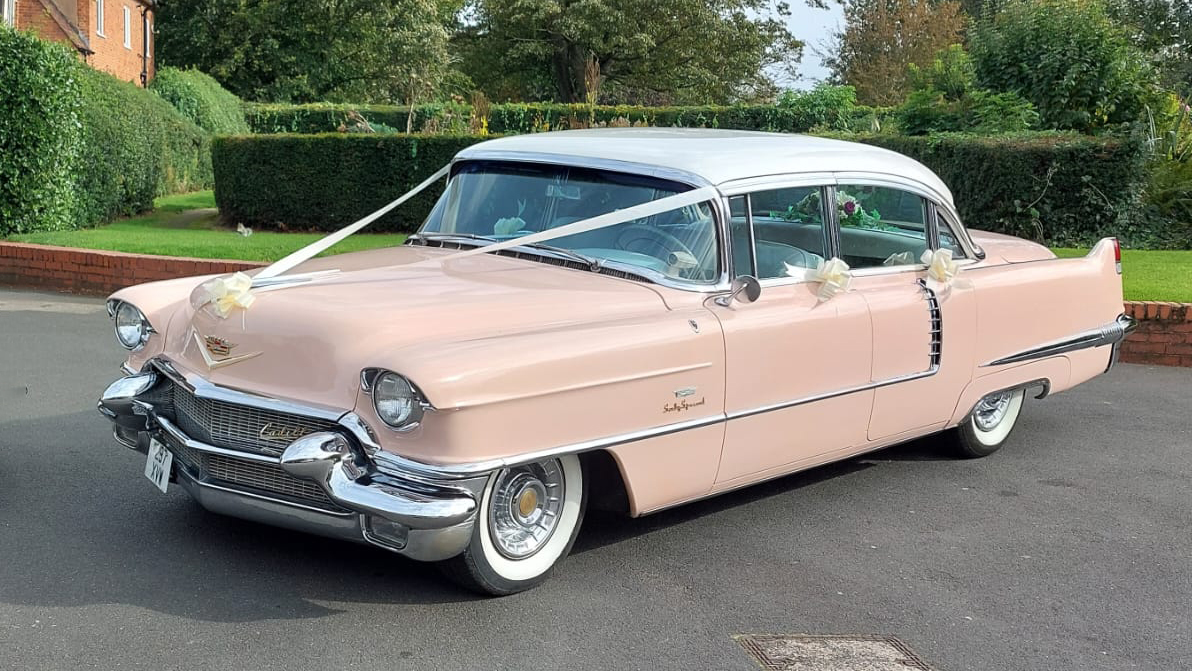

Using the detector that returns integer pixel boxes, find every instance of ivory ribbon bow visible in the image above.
[200,271,257,318]
[921,248,959,284]
[789,256,853,303]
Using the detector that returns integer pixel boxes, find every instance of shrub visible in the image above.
[0,27,82,235]
[151,67,249,134]
[971,0,1159,132]
[244,101,892,135]
[213,134,482,232]
[76,67,213,226]
[897,46,1039,135]
[214,130,1152,247]
[851,132,1149,246]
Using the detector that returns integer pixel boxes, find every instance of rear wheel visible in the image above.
[441,454,586,596]
[947,388,1026,458]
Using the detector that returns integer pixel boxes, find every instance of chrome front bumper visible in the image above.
[98,367,486,562]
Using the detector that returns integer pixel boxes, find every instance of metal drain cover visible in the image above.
[735,634,934,671]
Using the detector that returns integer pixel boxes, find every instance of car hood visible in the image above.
[151,245,670,411]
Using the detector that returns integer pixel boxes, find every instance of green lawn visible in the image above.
[8,191,406,262]
[1052,248,1192,302]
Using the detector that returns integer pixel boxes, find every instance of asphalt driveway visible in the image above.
[1,289,1188,670]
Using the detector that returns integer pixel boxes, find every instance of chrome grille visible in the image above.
[169,381,337,457]
[163,433,338,509]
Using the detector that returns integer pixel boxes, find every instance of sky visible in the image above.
[778,1,844,89]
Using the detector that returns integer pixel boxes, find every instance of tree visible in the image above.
[824,0,966,106]
[456,0,802,104]
[1109,0,1192,92]
[155,0,461,103]
[970,0,1159,131]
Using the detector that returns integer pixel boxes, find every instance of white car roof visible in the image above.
[456,128,954,205]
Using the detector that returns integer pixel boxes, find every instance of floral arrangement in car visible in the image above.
[776,190,900,232]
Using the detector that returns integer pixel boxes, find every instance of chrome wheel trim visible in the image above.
[973,391,1014,432]
[487,459,565,560]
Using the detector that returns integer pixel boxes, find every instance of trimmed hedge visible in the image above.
[212,131,1151,246]
[0,28,213,234]
[851,133,1149,247]
[0,27,82,235]
[77,67,213,227]
[151,67,249,135]
[244,102,891,136]
[213,134,479,232]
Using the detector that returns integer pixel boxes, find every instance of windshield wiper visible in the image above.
[408,232,498,246]
[517,242,604,271]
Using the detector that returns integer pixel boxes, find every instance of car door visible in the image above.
[832,179,977,441]
[707,181,876,489]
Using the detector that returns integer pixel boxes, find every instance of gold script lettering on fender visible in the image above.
[663,397,707,414]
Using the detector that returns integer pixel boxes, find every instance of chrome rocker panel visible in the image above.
[98,371,484,563]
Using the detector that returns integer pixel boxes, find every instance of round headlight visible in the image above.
[372,372,424,429]
[113,301,151,350]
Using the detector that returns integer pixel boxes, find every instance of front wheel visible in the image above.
[946,388,1026,458]
[441,454,586,596]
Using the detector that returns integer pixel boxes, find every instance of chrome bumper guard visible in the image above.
[98,370,484,562]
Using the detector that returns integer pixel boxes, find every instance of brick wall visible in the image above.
[84,0,153,85]
[0,242,262,296]
[14,0,153,85]
[14,0,73,44]
[1120,301,1192,367]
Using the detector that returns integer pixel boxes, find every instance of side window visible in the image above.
[746,186,828,279]
[836,184,928,269]
[936,209,968,258]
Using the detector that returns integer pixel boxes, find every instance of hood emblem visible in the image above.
[192,331,262,369]
[204,336,235,357]
[258,423,308,442]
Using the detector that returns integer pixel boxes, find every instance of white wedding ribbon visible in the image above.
[199,271,257,318]
[791,256,853,303]
[435,186,721,262]
[254,164,451,281]
[921,248,959,284]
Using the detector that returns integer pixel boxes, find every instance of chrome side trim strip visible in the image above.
[368,412,727,480]
[726,367,937,421]
[982,314,1138,367]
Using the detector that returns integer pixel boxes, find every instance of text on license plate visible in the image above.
[145,438,173,494]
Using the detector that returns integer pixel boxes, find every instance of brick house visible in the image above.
[2,0,155,86]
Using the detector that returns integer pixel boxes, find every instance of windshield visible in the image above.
[418,161,720,283]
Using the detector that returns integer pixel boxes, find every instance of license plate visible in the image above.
[145,438,173,494]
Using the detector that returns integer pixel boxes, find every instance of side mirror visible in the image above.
[715,275,761,307]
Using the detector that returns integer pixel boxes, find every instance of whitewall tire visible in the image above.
[948,388,1026,458]
[441,454,586,595]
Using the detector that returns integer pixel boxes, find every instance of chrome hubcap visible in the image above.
[973,391,1014,431]
[488,460,565,559]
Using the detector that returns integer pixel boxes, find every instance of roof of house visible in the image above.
[457,128,953,204]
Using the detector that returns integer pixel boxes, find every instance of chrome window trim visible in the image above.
[430,155,732,294]
[725,180,834,280]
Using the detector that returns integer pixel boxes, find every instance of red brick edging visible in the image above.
[0,242,263,296]
[1,242,1188,367]
[1120,301,1192,367]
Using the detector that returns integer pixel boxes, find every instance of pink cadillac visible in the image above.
[98,129,1135,595]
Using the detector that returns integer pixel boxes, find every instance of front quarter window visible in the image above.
[419,161,720,284]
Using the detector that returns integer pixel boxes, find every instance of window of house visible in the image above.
[123,5,131,48]
[1,0,15,28]
[729,186,829,280]
[96,0,105,36]
[836,184,929,269]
